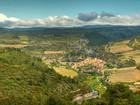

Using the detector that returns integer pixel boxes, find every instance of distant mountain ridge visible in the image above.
[80,25,140,29]
[0,25,140,46]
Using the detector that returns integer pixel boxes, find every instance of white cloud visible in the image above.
[0,13,77,27]
[96,15,140,25]
[0,13,8,21]
[0,12,140,27]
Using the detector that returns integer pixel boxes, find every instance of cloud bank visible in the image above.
[0,12,140,27]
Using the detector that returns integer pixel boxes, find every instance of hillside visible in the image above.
[109,38,140,65]
[0,48,87,105]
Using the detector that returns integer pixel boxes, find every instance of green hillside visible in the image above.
[0,48,87,105]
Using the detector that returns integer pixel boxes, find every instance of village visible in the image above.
[39,50,107,103]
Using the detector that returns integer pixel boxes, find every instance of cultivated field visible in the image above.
[53,67,78,78]
[110,40,133,53]
[110,40,140,64]
[109,67,140,83]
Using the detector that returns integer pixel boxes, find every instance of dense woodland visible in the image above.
[0,48,90,105]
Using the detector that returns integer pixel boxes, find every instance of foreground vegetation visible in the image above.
[0,48,90,105]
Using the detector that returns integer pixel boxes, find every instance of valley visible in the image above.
[0,27,140,104]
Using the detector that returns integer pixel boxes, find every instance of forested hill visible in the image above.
[0,48,85,105]
[0,25,140,46]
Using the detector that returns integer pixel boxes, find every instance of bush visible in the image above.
[137,65,140,70]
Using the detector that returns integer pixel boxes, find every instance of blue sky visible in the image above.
[0,0,140,19]
[0,0,140,27]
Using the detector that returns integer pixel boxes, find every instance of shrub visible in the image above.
[137,65,140,70]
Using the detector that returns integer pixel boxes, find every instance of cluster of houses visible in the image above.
[71,58,106,73]
[39,50,106,74]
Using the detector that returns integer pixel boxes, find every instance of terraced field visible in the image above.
[110,40,140,64]
[109,40,140,83]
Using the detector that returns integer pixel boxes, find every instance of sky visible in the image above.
[0,0,140,27]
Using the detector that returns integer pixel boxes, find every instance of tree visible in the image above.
[103,84,135,105]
